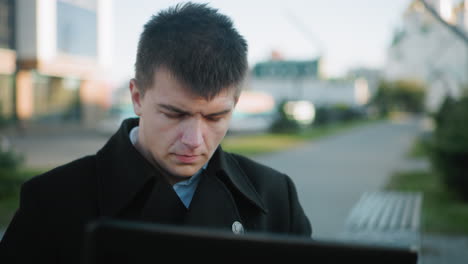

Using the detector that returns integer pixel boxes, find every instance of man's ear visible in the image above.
[129,79,143,116]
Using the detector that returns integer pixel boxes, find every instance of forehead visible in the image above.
[148,68,237,107]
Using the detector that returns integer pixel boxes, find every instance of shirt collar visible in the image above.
[129,126,139,145]
[173,165,204,187]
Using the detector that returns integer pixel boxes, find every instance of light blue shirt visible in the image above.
[129,126,206,208]
[172,163,206,208]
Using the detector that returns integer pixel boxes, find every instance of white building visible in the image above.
[384,0,468,112]
[248,59,370,108]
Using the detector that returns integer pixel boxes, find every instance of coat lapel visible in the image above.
[211,147,268,214]
[140,178,187,224]
[96,118,156,217]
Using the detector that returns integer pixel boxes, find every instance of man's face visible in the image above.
[130,68,237,184]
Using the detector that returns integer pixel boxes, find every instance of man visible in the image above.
[0,2,311,263]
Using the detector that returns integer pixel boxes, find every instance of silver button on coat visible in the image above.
[232,221,244,234]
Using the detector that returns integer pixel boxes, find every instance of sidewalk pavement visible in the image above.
[1,122,110,169]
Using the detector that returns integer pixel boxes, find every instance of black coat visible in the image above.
[0,118,312,263]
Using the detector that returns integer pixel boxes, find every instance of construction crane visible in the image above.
[283,8,326,60]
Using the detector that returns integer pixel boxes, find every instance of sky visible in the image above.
[110,0,411,84]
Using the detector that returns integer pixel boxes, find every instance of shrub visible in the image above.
[269,100,302,133]
[0,148,24,199]
[370,79,426,116]
[0,112,25,199]
[313,104,367,126]
[429,95,468,200]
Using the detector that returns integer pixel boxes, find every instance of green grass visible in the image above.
[222,119,377,156]
[406,136,431,159]
[386,135,468,235]
[0,195,21,227]
[385,167,468,235]
[221,134,303,156]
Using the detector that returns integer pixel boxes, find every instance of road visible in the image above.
[5,126,110,170]
[252,117,426,241]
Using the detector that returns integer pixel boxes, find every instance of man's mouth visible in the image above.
[174,154,200,163]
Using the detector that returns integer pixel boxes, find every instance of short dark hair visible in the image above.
[135,2,248,99]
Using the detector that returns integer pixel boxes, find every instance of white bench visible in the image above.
[340,191,423,253]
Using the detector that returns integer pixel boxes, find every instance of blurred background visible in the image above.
[0,0,465,134]
[1,0,467,262]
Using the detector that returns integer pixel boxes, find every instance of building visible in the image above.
[346,67,383,98]
[248,57,370,108]
[0,0,112,127]
[0,0,16,121]
[384,0,468,112]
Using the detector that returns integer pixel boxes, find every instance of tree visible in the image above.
[370,79,426,116]
[429,95,468,200]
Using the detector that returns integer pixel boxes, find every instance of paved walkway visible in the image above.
[420,234,468,264]
[253,118,421,240]
[2,122,109,169]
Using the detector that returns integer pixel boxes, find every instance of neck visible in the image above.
[133,139,182,185]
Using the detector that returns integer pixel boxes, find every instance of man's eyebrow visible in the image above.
[205,109,232,117]
[158,104,191,115]
[158,103,231,117]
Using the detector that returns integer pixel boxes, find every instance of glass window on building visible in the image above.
[57,0,97,57]
[0,74,14,121]
[0,0,15,49]
[33,73,81,121]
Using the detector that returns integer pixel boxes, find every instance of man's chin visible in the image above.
[170,164,203,178]
[165,168,201,184]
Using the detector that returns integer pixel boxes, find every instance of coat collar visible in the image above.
[209,147,268,214]
[96,117,267,217]
[96,118,156,217]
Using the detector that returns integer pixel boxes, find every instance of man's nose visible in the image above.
[181,118,204,148]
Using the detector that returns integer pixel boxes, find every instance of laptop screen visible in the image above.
[81,219,418,264]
